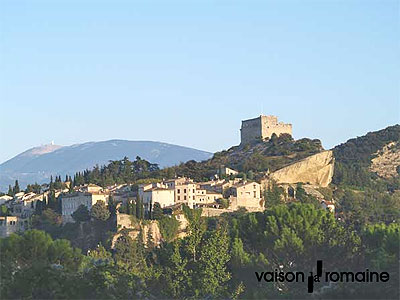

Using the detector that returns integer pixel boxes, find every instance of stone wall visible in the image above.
[241,115,292,144]
[112,217,162,248]
[240,117,262,144]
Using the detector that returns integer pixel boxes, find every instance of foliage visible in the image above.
[90,201,110,221]
[335,187,400,229]
[182,205,206,261]
[295,183,319,206]
[71,156,160,188]
[226,203,361,298]
[264,181,284,207]
[72,204,90,223]
[332,124,400,188]
[31,208,63,236]
[0,204,10,216]
[152,202,163,220]
[25,182,42,194]
[161,240,191,298]
[216,198,230,209]
[158,215,180,243]
[195,227,231,297]
[0,230,83,298]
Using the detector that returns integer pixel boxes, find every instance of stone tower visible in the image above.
[240,115,292,144]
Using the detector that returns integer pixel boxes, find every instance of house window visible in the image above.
[184,196,187,200]
[184,189,187,193]
[254,191,257,197]
[177,196,180,201]
[177,189,180,194]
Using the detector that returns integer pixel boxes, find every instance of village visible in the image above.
[0,115,336,239]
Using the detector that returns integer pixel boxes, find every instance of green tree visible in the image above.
[152,202,163,220]
[114,231,136,269]
[31,208,62,236]
[0,204,9,216]
[158,215,180,243]
[71,205,90,223]
[264,182,284,207]
[136,197,144,219]
[195,227,231,297]
[7,184,13,196]
[90,201,110,221]
[163,241,191,298]
[0,230,83,299]
[13,180,20,194]
[183,205,206,262]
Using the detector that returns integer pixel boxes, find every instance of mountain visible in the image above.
[0,140,212,190]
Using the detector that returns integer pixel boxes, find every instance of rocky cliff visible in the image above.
[112,214,162,247]
[270,150,334,187]
[370,142,400,178]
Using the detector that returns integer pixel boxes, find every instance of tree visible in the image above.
[152,202,163,220]
[195,227,231,297]
[88,243,113,262]
[247,170,254,180]
[183,205,206,262]
[26,182,41,194]
[0,205,9,216]
[264,182,284,207]
[7,185,13,196]
[90,201,110,221]
[46,190,60,212]
[158,215,180,243]
[114,231,136,268]
[31,208,62,236]
[0,230,83,299]
[72,205,90,223]
[295,183,319,206]
[13,180,20,194]
[163,241,191,298]
[135,197,144,220]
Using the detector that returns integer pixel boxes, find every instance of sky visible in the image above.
[0,0,399,164]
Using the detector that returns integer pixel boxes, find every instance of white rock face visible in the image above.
[370,142,400,178]
[270,151,335,187]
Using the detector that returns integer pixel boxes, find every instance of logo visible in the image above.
[255,260,390,293]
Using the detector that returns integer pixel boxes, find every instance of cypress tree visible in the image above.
[7,185,13,196]
[13,180,20,194]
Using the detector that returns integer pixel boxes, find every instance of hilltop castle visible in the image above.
[240,115,292,144]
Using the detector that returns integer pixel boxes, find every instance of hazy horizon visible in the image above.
[1,0,398,164]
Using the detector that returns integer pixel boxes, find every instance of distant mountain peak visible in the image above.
[0,140,212,190]
[24,144,63,156]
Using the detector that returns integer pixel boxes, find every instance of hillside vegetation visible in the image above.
[333,124,400,189]
[168,134,323,181]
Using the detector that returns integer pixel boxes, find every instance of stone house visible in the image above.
[61,184,109,223]
[0,216,28,237]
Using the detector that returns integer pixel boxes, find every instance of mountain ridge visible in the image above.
[0,139,212,190]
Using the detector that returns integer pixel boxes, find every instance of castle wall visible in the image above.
[240,117,262,144]
[263,123,292,139]
[241,115,292,144]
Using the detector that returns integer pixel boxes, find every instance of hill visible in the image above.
[0,140,212,190]
[168,134,324,181]
[332,124,400,188]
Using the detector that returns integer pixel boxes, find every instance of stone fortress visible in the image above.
[240,115,292,144]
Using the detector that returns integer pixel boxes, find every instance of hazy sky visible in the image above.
[1,0,399,164]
